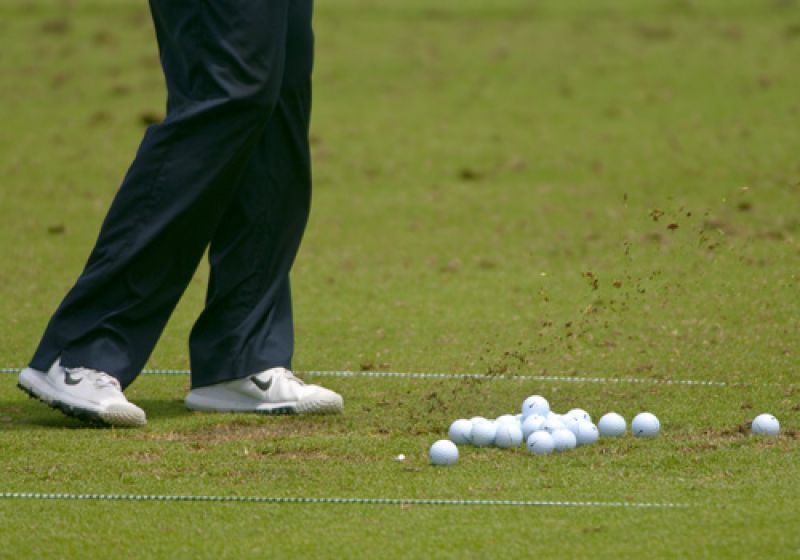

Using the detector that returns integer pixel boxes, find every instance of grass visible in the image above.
[1,0,799,557]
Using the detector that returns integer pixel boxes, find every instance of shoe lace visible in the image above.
[67,367,123,391]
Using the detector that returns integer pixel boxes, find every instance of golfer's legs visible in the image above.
[189,0,314,388]
[29,0,290,388]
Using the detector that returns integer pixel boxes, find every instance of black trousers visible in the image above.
[29,0,314,389]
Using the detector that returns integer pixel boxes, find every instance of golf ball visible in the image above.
[471,421,497,447]
[526,431,555,455]
[494,422,524,448]
[560,414,580,436]
[495,414,518,425]
[575,421,599,446]
[567,408,592,423]
[598,412,627,437]
[751,413,780,436]
[542,415,566,434]
[448,419,473,445]
[521,414,547,440]
[631,412,660,438]
[521,395,550,418]
[551,428,577,452]
[429,440,458,466]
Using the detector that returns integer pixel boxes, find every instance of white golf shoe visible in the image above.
[18,359,147,427]
[185,367,343,415]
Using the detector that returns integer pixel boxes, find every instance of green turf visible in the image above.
[1,0,799,557]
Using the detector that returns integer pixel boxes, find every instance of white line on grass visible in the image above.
[0,367,730,386]
[0,492,689,508]
[304,370,730,387]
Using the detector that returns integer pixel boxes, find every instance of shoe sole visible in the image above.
[295,395,344,415]
[18,369,147,428]
[185,392,343,416]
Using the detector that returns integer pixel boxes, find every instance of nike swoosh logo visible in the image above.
[64,370,82,386]
[251,376,272,392]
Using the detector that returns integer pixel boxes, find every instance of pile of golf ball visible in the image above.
[428,394,661,466]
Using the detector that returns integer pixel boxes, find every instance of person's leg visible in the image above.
[184,0,342,415]
[27,0,290,390]
[189,0,314,389]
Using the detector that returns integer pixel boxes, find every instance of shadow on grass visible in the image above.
[133,398,188,420]
[0,397,189,430]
